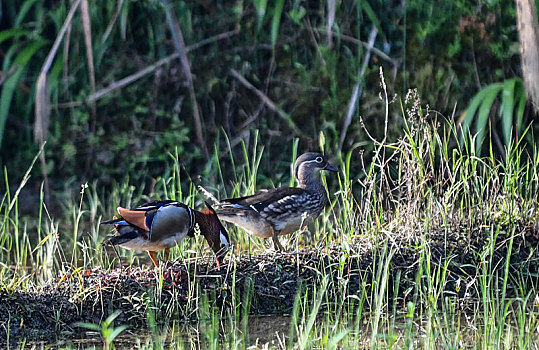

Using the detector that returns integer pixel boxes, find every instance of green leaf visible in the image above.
[360,0,383,37]
[501,78,516,145]
[461,86,493,137]
[2,43,19,73]
[289,6,306,25]
[103,310,122,326]
[328,329,350,348]
[0,39,48,148]
[106,325,128,342]
[271,0,285,49]
[74,322,101,331]
[15,0,39,28]
[514,79,526,134]
[120,0,129,40]
[31,232,53,253]
[253,0,268,32]
[0,29,29,44]
[460,83,502,146]
[474,83,503,151]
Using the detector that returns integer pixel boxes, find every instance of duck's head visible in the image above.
[197,201,231,266]
[294,152,338,183]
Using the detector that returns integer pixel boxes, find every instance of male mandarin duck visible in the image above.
[214,152,338,251]
[102,200,230,267]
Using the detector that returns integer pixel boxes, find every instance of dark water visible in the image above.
[24,315,292,349]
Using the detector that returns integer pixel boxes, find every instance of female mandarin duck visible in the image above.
[102,200,230,267]
[214,152,338,251]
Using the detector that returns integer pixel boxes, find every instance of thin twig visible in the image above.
[84,30,238,104]
[304,16,325,64]
[326,0,336,47]
[229,69,301,135]
[380,66,389,142]
[81,0,97,177]
[100,0,125,44]
[9,142,46,213]
[471,39,481,90]
[339,26,378,150]
[56,101,83,108]
[187,29,239,52]
[0,66,18,86]
[86,55,177,103]
[62,21,72,101]
[80,0,95,99]
[315,28,397,65]
[39,0,81,76]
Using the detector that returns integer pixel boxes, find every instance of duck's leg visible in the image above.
[164,248,170,263]
[272,229,285,251]
[148,251,160,267]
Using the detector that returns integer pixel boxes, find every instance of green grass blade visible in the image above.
[501,78,517,145]
[514,79,526,134]
[31,232,53,254]
[2,44,19,80]
[14,0,39,28]
[74,322,101,331]
[474,84,502,151]
[107,325,128,342]
[359,0,383,37]
[271,0,285,50]
[460,86,492,141]
[0,29,29,44]
[253,0,268,32]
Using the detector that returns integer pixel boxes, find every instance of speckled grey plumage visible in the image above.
[215,152,337,250]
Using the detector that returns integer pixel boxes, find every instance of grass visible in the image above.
[1,90,539,349]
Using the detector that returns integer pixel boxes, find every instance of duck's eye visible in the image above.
[315,157,323,163]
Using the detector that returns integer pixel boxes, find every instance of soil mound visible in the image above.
[1,229,538,345]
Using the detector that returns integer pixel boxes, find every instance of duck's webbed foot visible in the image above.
[148,251,160,267]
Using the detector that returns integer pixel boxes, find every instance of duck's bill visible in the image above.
[216,255,228,269]
[324,163,338,172]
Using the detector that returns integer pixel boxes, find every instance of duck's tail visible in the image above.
[102,230,139,246]
[101,216,141,246]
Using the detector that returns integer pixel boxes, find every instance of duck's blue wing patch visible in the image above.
[145,211,157,231]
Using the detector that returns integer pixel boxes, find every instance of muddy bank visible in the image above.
[1,226,538,345]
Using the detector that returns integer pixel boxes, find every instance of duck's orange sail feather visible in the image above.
[117,207,150,231]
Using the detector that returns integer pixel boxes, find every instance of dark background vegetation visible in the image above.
[0,0,535,209]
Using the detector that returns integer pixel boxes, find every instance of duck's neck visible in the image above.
[297,168,324,193]
[194,210,214,237]
[297,170,327,210]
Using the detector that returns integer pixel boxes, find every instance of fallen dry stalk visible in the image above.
[35,0,82,203]
[339,25,378,150]
[161,0,208,158]
[229,68,301,134]
[82,30,239,106]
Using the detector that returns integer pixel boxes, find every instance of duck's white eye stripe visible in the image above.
[303,158,324,165]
